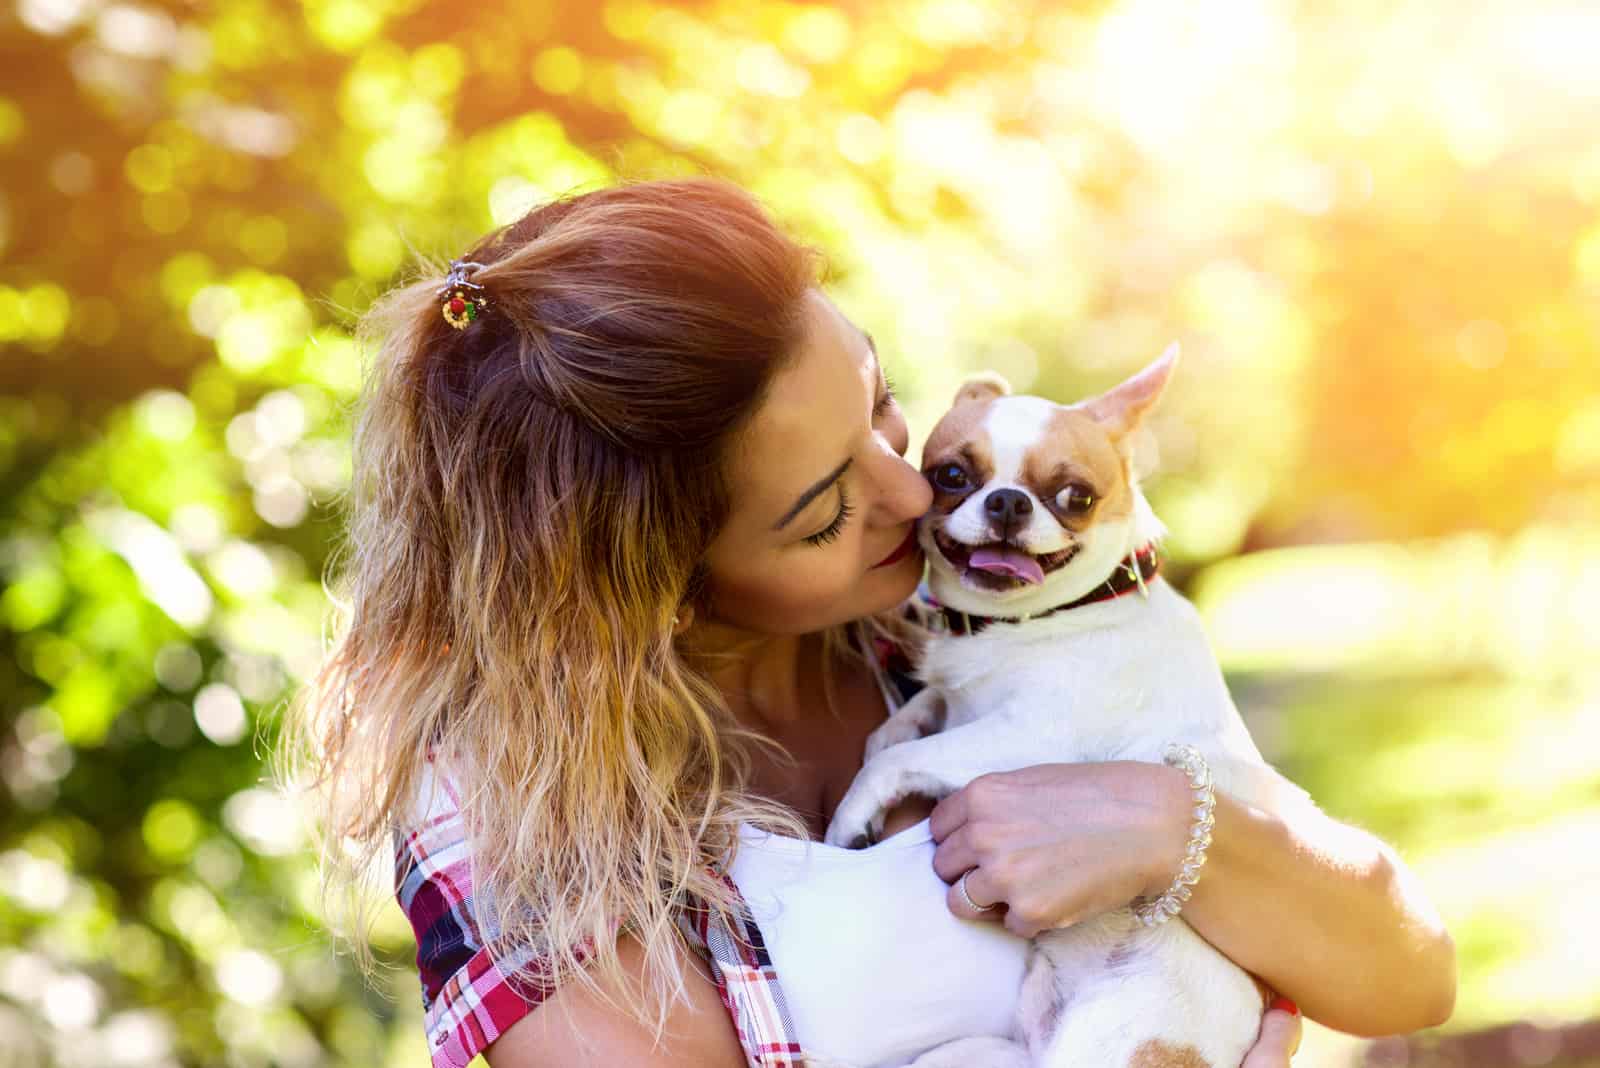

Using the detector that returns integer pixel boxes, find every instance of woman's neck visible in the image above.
[686,622,826,733]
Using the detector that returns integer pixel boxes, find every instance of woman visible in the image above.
[291,179,1454,1068]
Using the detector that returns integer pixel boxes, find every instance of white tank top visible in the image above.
[728,814,1030,1067]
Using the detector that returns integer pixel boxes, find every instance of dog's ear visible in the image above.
[1076,343,1178,443]
[953,371,1011,407]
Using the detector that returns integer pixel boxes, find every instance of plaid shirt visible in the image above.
[396,641,921,1068]
[396,769,808,1067]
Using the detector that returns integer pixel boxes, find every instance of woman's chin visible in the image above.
[862,549,925,616]
[704,550,926,635]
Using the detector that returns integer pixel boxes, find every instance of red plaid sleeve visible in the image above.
[395,762,811,1067]
[395,764,569,1066]
[684,876,808,1067]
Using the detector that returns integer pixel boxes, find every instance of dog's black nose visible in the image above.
[984,488,1033,527]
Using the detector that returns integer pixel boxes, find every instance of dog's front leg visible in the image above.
[824,722,1010,849]
[863,687,948,762]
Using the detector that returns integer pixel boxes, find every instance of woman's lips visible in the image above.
[871,526,920,569]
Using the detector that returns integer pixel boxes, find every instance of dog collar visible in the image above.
[938,543,1162,637]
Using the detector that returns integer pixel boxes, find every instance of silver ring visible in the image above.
[958,870,996,913]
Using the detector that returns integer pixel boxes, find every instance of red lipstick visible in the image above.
[872,527,920,569]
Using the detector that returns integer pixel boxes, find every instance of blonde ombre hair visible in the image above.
[284,179,912,1039]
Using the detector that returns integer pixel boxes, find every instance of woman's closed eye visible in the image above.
[802,372,892,547]
[804,486,854,547]
[874,373,897,418]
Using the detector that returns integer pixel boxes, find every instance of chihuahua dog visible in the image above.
[824,346,1315,1068]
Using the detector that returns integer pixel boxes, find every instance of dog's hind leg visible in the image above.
[1032,923,1260,1068]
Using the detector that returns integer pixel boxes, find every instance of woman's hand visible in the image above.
[922,761,1456,1035]
[888,779,1306,1065]
[926,761,1182,938]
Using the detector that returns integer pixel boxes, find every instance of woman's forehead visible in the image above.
[726,292,874,524]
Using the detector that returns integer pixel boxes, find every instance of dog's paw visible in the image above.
[824,791,888,849]
[825,809,882,849]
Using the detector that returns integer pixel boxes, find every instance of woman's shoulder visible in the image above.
[478,928,751,1067]
[395,763,797,1067]
[395,765,530,1064]
[395,764,615,1065]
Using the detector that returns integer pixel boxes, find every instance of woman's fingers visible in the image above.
[934,819,1013,926]
[1241,1006,1304,1067]
[930,823,983,882]
[927,785,974,842]
[946,866,1006,923]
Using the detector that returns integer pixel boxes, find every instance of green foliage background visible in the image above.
[2,1,1597,1065]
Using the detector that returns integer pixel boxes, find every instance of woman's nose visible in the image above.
[870,441,933,522]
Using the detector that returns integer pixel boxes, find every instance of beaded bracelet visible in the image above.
[1132,743,1216,927]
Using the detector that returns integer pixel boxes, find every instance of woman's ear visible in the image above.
[672,605,695,636]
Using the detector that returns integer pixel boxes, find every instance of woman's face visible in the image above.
[703,289,933,634]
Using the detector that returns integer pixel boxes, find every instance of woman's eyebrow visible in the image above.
[773,457,852,531]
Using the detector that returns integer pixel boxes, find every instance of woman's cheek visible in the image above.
[708,551,867,633]
[765,556,862,623]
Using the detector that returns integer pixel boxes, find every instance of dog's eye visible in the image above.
[930,464,970,492]
[1055,484,1095,514]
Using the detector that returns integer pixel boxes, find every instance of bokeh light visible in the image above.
[2,1,1596,1066]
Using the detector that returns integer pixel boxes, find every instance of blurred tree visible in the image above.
[1,0,1596,1064]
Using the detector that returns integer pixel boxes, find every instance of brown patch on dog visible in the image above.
[1128,1039,1213,1068]
[1018,407,1134,529]
[921,391,999,514]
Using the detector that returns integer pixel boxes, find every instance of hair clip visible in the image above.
[438,259,488,330]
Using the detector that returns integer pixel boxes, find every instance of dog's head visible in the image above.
[918,345,1177,617]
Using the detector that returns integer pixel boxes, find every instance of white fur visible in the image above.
[926,397,1168,620]
[828,481,1314,1068]
[939,398,1059,573]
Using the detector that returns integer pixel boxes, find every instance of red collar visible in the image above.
[938,543,1162,637]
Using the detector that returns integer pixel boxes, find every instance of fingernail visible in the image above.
[1269,996,1300,1016]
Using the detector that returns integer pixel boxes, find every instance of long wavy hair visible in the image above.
[284,178,919,1042]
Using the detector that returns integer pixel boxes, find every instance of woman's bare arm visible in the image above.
[923,765,1456,1038]
[484,932,746,1068]
[1175,781,1456,1036]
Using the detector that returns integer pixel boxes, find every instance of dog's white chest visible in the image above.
[923,584,1264,773]
[824,580,1302,1068]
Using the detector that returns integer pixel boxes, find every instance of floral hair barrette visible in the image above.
[438,259,488,330]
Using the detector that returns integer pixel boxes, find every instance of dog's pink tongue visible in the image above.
[967,546,1046,585]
